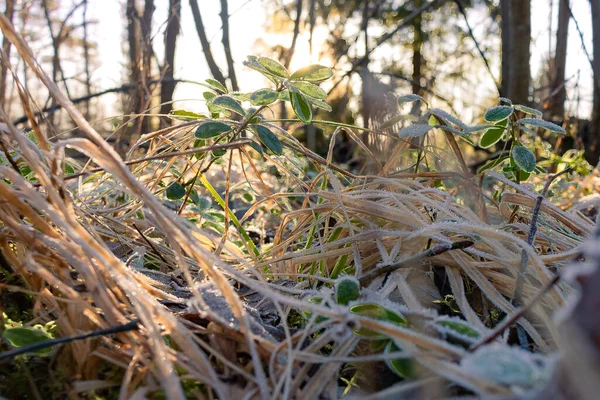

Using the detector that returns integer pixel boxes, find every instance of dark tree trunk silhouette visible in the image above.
[219,0,238,92]
[124,0,155,147]
[500,0,531,105]
[284,0,303,69]
[82,0,91,120]
[0,0,14,107]
[189,0,227,88]
[590,0,600,164]
[547,0,569,120]
[500,0,512,98]
[160,0,181,117]
[411,1,424,99]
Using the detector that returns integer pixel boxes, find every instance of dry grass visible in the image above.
[2,14,600,399]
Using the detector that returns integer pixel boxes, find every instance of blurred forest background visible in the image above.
[1,0,599,164]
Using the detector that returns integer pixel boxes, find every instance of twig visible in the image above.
[358,240,473,286]
[0,320,139,361]
[452,0,499,93]
[12,78,189,125]
[564,1,594,76]
[470,273,561,351]
[512,167,573,306]
[132,223,169,270]
[328,0,443,95]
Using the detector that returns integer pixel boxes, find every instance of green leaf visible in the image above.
[290,91,312,124]
[512,145,536,173]
[243,56,279,84]
[380,114,408,130]
[484,105,513,122]
[255,125,283,155]
[170,110,206,121]
[499,97,513,105]
[199,175,260,258]
[305,96,332,112]
[518,118,566,134]
[249,88,279,106]
[242,192,254,203]
[212,148,227,158]
[291,81,327,100]
[229,92,251,102]
[211,95,245,116]
[189,190,200,205]
[435,319,480,339]
[194,195,212,210]
[479,119,508,148]
[398,124,432,138]
[477,155,509,174]
[463,124,495,134]
[166,182,186,200]
[461,344,548,388]
[430,109,466,128]
[257,57,290,78]
[335,277,360,305]
[290,64,333,82]
[514,104,543,117]
[249,140,264,155]
[195,121,232,139]
[398,94,426,106]
[3,327,53,355]
[350,303,406,338]
[205,78,227,93]
[203,91,216,101]
[278,91,290,101]
[385,341,416,379]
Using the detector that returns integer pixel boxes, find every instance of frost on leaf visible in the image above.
[519,118,566,134]
[399,124,432,138]
[461,343,552,389]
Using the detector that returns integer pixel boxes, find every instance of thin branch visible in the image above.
[0,320,139,361]
[189,0,227,87]
[219,0,238,91]
[453,0,499,93]
[160,0,181,116]
[284,0,303,69]
[512,167,573,306]
[12,78,188,125]
[564,1,594,74]
[470,273,561,351]
[359,240,474,286]
[328,0,443,95]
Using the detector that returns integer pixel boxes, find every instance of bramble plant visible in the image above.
[379,94,568,183]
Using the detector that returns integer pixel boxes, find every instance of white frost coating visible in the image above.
[461,343,552,390]
[429,108,467,128]
[398,124,432,138]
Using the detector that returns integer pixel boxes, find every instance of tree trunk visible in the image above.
[500,0,531,105]
[82,0,91,120]
[0,0,14,107]
[189,0,227,88]
[500,0,512,98]
[219,0,238,92]
[589,0,600,165]
[547,0,569,120]
[160,0,181,117]
[411,1,425,117]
